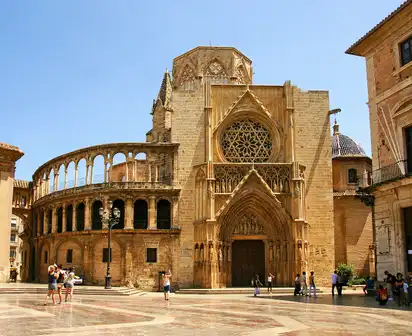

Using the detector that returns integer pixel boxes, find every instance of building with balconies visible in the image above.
[346,0,412,280]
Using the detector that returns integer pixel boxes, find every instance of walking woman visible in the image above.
[44,265,59,306]
[64,268,76,302]
[56,264,66,304]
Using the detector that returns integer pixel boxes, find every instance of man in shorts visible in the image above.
[162,270,172,301]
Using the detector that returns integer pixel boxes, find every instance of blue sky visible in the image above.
[0,0,403,180]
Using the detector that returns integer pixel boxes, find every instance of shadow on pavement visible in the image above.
[259,294,412,310]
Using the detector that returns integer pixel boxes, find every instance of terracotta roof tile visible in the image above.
[346,0,412,55]
[13,179,30,189]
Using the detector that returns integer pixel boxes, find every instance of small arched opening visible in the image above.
[92,200,103,230]
[157,199,171,229]
[76,203,85,231]
[57,207,63,233]
[112,199,125,229]
[66,204,73,232]
[134,199,148,229]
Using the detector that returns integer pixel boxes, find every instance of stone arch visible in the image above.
[92,200,103,230]
[195,168,206,221]
[217,188,294,287]
[92,238,122,285]
[178,62,197,91]
[111,152,128,182]
[39,240,52,281]
[204,58,228,84]
[112,199,125,229]
[54,238,84,269]
[134,199,148,229]
[392,97,412,116]
[76,202,85,231]
[157,199,171,229]
[217,188,291,241]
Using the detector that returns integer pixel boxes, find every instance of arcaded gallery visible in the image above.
[12,46,374,289]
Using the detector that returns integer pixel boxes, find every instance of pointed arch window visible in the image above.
[179,64,197,91]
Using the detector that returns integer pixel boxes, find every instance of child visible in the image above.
[403,281,409,306]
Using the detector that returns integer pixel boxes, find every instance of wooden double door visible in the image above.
[231,240,265,287]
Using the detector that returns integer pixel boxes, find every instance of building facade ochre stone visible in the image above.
[0,142,24,283]
[347,0,412,280]
[8,46,374,288]
[331,122,373,276]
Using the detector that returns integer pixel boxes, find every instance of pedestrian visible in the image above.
[162,269,172,301]
[376,285,388,306]
[294,274,301,296]
[384,271,395,300]
[308,271,317,297]
[64,268,76,302]
[403,280,409,306]
[252,274,262,297]
[337,271,344,296]
[331,270,338,296]
[267,272,274,294]
[300,271,308,296]
[56,264,65,304]
[44,265,58,306]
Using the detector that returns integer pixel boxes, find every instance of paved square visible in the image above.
[0,292,411,335]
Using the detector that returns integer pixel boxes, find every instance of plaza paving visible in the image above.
[0,291,411,335]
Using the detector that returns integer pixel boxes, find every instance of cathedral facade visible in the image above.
[7,46,374,289]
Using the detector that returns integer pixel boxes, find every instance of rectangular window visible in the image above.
[9,249,16,258]
[44,251,48,264]
[21,196,26,206]
[348,168,358,184]
[146,248,157,263]
[102,248,112,263]
[405,126,412,174]
[10,234,16,242]
[401,36,412,66]
[66,249,73,263]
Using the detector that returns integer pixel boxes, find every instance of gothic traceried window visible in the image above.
[205,61,228,84]
[221,119,272,163]
[180,64,197,91]
[234,65,245,84]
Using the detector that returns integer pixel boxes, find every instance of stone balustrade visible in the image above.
[32,142,179,202]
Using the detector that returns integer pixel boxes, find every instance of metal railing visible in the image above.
[358,160,409,189]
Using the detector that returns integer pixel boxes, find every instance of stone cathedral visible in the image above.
[3,46,374,289]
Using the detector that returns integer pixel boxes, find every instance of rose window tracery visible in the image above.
[220,119,272,162]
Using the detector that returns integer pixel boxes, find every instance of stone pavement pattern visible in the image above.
[0,293,411,335]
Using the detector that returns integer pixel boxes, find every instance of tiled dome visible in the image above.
[332,123,367,159]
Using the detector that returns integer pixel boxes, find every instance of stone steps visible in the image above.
[0,286,144,296]
[176,287,325,295]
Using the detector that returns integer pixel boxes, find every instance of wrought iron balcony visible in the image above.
[358,160,410,190]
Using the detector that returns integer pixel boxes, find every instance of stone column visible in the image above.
[72,203,77,231]
[148,196,157,229]
[172,196,179,229]
[85,163,90,185]
[125,198,134,229]
[62,205,66,232]
[37,212,41,236]
[84,198,91,230]
[54,173,59,192]
[51,207,57,233]
[104,161,108,183]
[64,167,68,189]
[90,162,94,184]
[74,165,78,187]
[43,210,48,235]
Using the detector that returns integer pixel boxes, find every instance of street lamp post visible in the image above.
[99,201,120,289]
